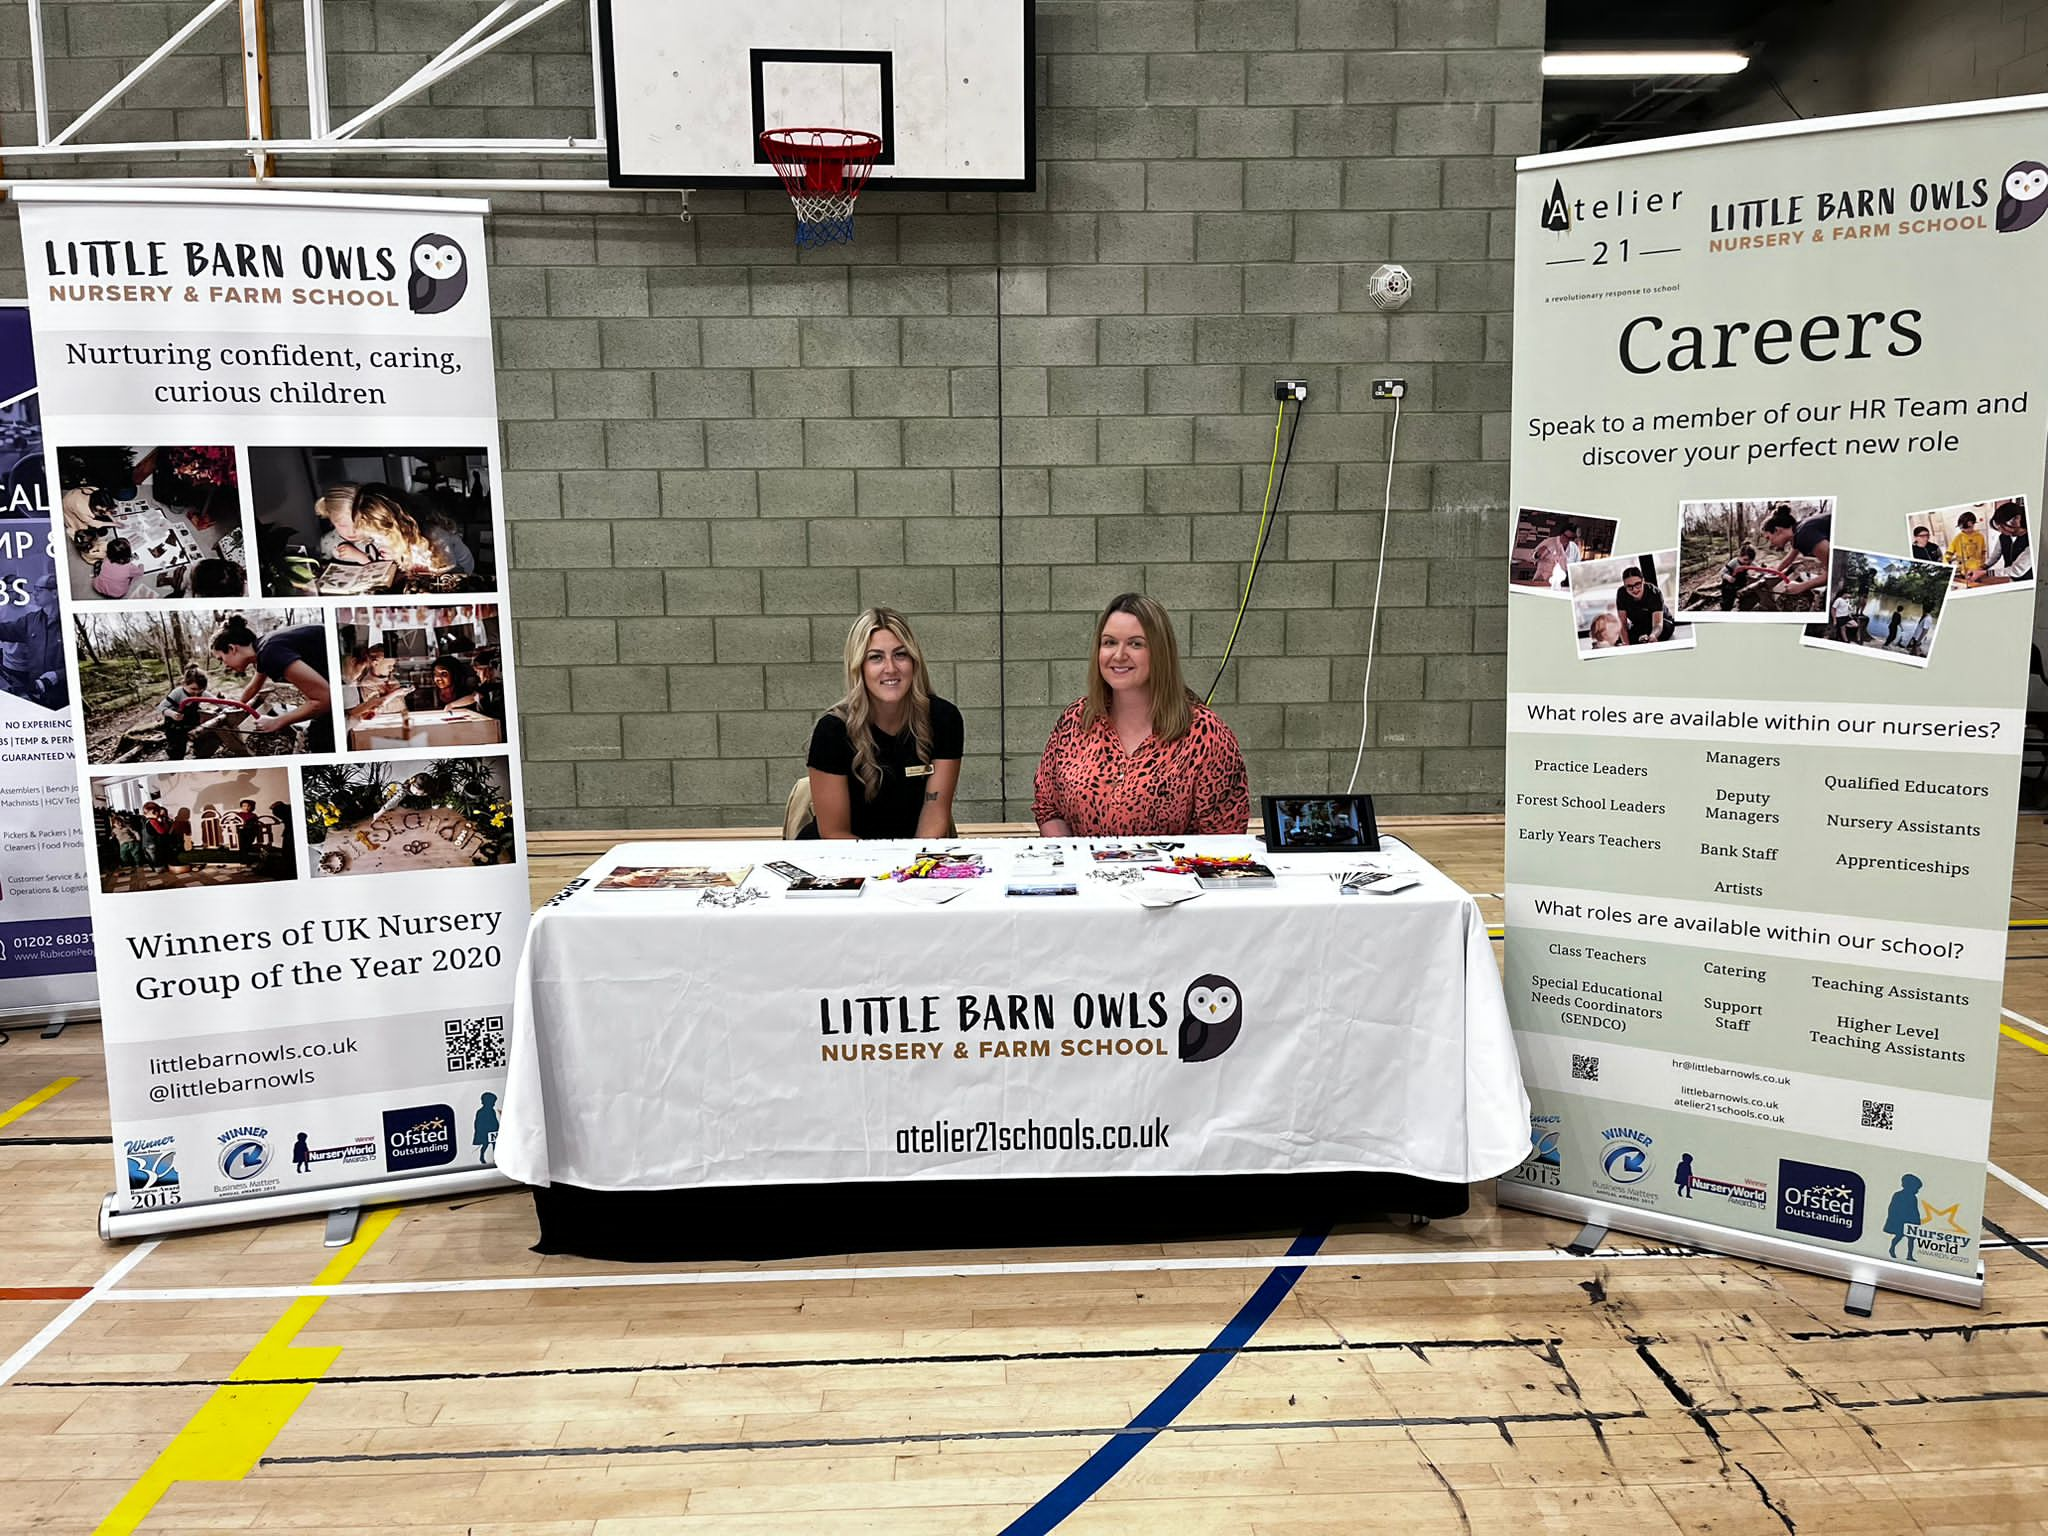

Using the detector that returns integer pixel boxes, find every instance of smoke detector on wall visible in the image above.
[1366,264,1413,311]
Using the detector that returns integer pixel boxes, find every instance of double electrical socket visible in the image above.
[1271,379,1309,401]
[1371,378,1407,399]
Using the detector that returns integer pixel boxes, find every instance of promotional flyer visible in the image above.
[0,303,96,1017]
[17,189,524,1225]
[1502,101,2047,1304]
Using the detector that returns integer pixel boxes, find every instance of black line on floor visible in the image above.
[1984,1217,2048,1273]
[258,1407,1656,1467]
[0,1135,111,1146]
[22,1333,1563,1390]
[248,1382,2048,1469]
[1786,1316,2048,1342]
[1634,1340,1725,1449]
[1735,1461,1798,1533]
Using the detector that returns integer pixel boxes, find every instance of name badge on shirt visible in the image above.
[904,763,933,778]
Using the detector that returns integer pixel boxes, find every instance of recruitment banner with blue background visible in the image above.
[1501,98,2048,1306]
[0,302,96,1016]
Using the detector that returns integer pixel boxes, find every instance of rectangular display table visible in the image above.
[499,836,1528,1258]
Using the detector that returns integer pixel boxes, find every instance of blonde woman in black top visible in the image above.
[804,607,962,839]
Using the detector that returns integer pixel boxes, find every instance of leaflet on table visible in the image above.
[1500,101,2048,1301]
[17,189,528,1222]
[0,304,95,1014]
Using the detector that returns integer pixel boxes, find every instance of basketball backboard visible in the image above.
[597,0,1034,189]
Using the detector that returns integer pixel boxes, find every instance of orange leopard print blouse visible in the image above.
[1032,698,1250,837]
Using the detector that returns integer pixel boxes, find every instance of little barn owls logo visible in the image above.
[408,233,469,313]
[1178,974,1243,1063]
[1996,161,2048,233]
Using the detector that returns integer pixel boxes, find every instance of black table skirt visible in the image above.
[529,1171,1470,1262]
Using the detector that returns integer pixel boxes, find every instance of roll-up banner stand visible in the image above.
[1501,97,2048,1307]
[17,189,527,1238]
[0,301,97,1026]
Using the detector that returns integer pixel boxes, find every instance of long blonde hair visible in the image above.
[319,482,434,567]
[1084,592,1192,742]
[833,607,935,800]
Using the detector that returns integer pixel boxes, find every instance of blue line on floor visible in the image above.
[998,1229,1328,1536]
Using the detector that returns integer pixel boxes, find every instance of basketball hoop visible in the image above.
[760,127,882,248]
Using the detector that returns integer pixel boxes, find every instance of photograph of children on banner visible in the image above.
[250,445,493,597]
[1800,547,1949,668]
[1905,498,2032,594]
[1509,508,1618,596]
[1566,548,1696,658]
[92,764,295,894]
[338,604,506,754]
[1676,496,1833,618]
[302,754,515,879]
[60,444,247,602]
[77,607,333,764]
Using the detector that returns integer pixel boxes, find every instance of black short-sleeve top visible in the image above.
[804,696,964,839]
[255,624,330,684]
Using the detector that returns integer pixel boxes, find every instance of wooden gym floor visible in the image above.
[5,818,2048,1535]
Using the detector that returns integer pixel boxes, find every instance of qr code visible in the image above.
[1571,1053,1599,1082]
[445,1015,506,1072]
[1861,1099,1895,1131]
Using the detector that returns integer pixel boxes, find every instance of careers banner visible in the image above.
[0,304,96,1016]
[1500,100,2048,1305]
[18,189,526,1227]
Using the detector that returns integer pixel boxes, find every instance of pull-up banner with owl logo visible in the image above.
[1501,97,2048,1308]
[15,189,527,1238]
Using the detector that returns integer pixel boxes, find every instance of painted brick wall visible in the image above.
[1,0,1542,828]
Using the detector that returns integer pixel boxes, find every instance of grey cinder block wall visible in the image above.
[0,0,1542,827]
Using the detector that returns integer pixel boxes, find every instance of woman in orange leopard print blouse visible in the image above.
[1033,593,1249,838]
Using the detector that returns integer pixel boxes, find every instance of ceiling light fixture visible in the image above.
[1543,51,1750,77]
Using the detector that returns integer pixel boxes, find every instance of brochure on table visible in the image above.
[1500,98,2048,1305]
[18,189,527,1232]
[0,303,95,1018]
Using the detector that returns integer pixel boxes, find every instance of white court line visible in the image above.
[2003,1006,2048,1040]
[1991,1161,2048,1214]
[98,1243,1710,1303]
[0,1240,157,1388]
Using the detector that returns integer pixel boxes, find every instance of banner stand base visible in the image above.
[1566,1221,1608,1255]
[1845,1279,1877,1318]
[1496,1180,1985,1310]
[99,1166,517,1243]
[323,1207,360,1248]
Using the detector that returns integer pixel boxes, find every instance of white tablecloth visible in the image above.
[499,837,1528,1191]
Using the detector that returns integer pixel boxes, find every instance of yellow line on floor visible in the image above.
[2002,1022,2048,1058]
[0,1077,78,1132]
[91,1207,398,1536]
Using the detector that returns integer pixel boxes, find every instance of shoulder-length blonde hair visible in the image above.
[832,607,936,800]
[1083,592,1193,742]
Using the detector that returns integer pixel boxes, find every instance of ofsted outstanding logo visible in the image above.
[383,1104,457,1172]
[1777,1158,1866,1243]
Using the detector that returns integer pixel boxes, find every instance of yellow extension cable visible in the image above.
[1204,395,1290,706]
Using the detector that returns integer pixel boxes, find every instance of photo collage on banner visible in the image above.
[1502,102,2048,1303]
[0,303,96,1017]
[18,190,525,1221]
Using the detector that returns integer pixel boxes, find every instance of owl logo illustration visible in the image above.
[1995,161,2048,233]
[408,233,469,313]
[1178,973,1243,1063]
